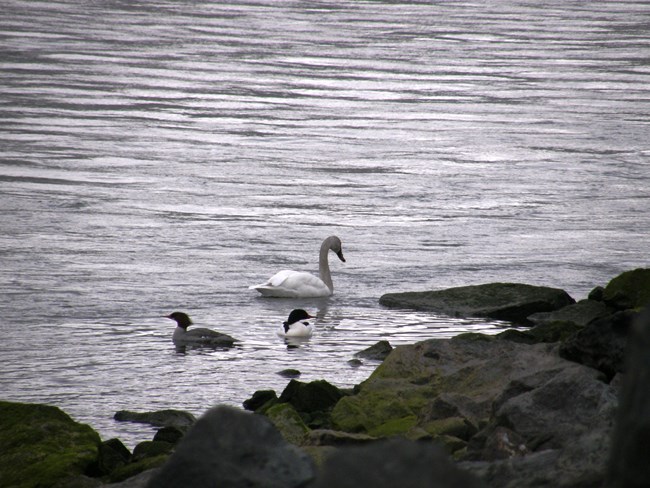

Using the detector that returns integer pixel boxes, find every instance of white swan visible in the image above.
[277,309,315,338]
[250,236,346,298]
[166,312,236,347]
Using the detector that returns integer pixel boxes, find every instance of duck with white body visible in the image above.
[277,309,315,338]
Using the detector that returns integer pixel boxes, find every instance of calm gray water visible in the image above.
[1,0,649,447]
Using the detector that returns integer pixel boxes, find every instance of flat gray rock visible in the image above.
[380,282,575,324]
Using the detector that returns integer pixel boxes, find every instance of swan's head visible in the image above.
[167,311,192,330]
[328,235,346,262]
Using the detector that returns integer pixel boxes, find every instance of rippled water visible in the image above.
[1,0,649,447]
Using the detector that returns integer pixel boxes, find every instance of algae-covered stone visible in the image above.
[278,379,344,414]
[113,409,195,429]
[602,268,650,311]
[265,403,310,445]
[354,340,393,361]
[243,389,278,412]
[380,282,575,324]
[527,299,613,326]
[0,401,101,488]
[132,440,174,462]
[331,338,597,440]
[108,454,169,483]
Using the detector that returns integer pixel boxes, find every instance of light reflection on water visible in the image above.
[1,0,649,448]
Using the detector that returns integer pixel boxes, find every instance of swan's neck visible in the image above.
[318,239,333,292]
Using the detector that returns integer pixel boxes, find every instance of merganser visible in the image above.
[166,312,236,347]
[277,309,315,338]
[250,236,345,298]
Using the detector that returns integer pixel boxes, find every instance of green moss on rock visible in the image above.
[367,415,418,437]
[0,401,101,488]
[108,454,169,483]
[265,403,310,445]
[603,268,650,311]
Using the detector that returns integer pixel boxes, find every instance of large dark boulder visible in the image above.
[559,310,635,381]
[607,308,650,487]
[0,401,101,487]
[602,268,650,311]
[379,283,575,324]
[278,379,344,415]
[311,438,484,488]
[146,406,314,488]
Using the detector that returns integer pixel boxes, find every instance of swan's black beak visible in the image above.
[337,250,346,262]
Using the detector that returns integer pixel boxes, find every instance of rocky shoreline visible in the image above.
[3,268,650,487]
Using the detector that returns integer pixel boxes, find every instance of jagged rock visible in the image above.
[559,310,635,380]
[153,426,184,445]
[607,308,650,487]
[602,268,650,311]
[527,299,613,326]
[0,401,101,488]
[379,283,575,324]
[265,403,309,445]
[95,438,131,476]
[113,409,196,429]
[146,405,314,488]
[305,429,378,446]
[278,379,344,415]
[354,340,393,360]
[243,389,278,412]
[132,441,174,462]
[311,438,484,488]
[332,339,584,437]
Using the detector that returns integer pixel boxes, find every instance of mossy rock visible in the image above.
[380,282,575,324]
[242,389,278,413]
[603,268,650,311]
[94,438,131,476]
[108,454,169,483]
[421,416,477,441]
[265,403,310,445]
[435,434,467,454]
[0,401,101,488]
[331,391,418,434]
[132,440,174,462]
[528,320,584,343]
[367,415,418,437]
[452,332,495,342]
[278,379,344,414]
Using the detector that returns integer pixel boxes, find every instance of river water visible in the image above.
[1,0,649,448]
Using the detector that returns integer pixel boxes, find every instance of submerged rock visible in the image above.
[354,340,393,361]
[113,409,196,430]
[146,405,314,488]
[379,282,575,324]
[0,401,101,488]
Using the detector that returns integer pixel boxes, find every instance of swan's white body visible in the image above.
[250,236,345,298]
